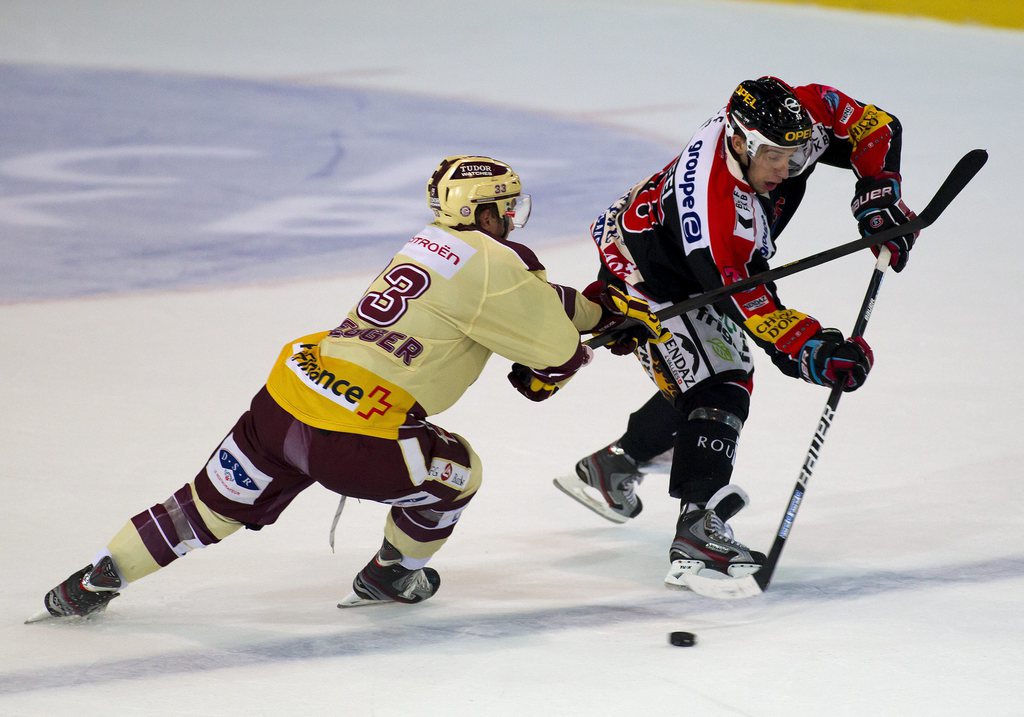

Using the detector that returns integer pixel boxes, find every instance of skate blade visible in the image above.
[337,592,390,609]
[552,475,628,524]
[23,609,100,624]
[665,559,764,600]
[679,572,763,600]
[24,609,55,624]
[664,559,706,589]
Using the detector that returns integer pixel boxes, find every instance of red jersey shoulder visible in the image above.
[793,83,897,176]
[793,84,852,129]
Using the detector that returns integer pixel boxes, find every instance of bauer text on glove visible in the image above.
[852,173,918,273]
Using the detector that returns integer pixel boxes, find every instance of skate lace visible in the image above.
[619,474,643,502]
[328,495,348,553]
[707,513,744,548]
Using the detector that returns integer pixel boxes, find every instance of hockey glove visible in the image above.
[584,281,671,356]
[851,173,919,273]
[508,363,562,402]
[797,328,874,392]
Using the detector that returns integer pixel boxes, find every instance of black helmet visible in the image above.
[726,76,813,175]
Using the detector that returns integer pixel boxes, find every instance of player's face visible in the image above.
[477,205,512,239]
[747,145,797,194]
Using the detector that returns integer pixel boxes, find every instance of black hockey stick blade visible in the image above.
[912,148,988,226]
[586,149,988,349]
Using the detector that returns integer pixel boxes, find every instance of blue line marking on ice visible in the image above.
[2,556,1021,695]
[0,64,671,302]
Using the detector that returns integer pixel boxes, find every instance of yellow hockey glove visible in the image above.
[585,281,671,355]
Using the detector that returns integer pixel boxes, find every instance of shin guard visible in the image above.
[669,407,743,503]
[108,482,242,583]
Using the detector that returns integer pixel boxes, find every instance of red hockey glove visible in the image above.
[852,174,918,273]
[583,281,670,356]
[797,328,874,392]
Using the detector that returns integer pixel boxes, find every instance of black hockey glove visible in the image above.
[797,328,874,392]
[584,281,670,355]
[851,174,919,273]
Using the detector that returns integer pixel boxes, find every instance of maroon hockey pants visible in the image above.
[191,386,477,545]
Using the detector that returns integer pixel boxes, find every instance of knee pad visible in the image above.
[676,380,751,423]
[383,431,481,568]
[452,432,483,500]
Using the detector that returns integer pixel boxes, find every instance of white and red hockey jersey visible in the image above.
[593,82,905,378]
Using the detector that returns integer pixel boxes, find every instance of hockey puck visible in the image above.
[669,631,696,647]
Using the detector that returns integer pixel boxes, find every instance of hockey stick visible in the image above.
[679,247,892,599]
[586,148,988,349]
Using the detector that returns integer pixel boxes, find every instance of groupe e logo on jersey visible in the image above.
[678,139,704,244]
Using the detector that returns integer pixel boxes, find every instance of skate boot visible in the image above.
[553,442,644,524]
[38,556,123,619]
[664,485,766,588]
[338,539,440,608]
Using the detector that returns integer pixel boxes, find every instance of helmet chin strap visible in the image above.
[474,204,510,240]
[725,128,754,186]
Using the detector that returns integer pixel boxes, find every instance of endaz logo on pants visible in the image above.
[206,433,273,505]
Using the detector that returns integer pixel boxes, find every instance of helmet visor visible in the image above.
[745,125,812,177]
[783,140,811,177]
[508,194,532,229]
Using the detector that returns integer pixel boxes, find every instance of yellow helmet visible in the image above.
[426,156,531,229]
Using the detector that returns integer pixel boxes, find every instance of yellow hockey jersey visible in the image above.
[266,223,602,438]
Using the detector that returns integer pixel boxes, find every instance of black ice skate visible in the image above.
[29,556,123,622]
[664,485,766,588]
[338,539,440,608]
[553,442,644,523]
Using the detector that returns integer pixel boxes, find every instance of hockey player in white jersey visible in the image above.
[34,156,668,619]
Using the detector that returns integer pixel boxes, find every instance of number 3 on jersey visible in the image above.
[357,264,431,326]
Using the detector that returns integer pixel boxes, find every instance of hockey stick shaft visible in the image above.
[753,248,891,591]
[586,149,987,348]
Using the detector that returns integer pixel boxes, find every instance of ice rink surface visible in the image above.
[1,1,1022,715]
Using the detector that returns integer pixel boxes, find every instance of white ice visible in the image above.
[1,1,1022,715]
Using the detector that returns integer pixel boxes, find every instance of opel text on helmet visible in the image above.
[725,76,814,176]
[426,156,532,231]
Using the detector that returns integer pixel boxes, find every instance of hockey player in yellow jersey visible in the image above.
[33,156,669,618]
